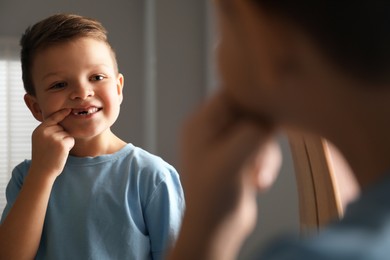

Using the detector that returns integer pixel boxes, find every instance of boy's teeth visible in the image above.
[72,107,99,115]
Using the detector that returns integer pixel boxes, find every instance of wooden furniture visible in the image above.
[288,133,359,234]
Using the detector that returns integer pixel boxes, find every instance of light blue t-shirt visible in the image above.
[1,143,185,260]
[257,174,390,260]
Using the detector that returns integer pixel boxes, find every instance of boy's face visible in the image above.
[214,0,338,130]
[25,37,124,140]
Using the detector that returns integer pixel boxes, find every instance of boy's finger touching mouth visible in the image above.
[43,108,72,125]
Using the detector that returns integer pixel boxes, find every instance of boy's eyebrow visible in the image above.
[41,64,113,81]
[41,71,62,81]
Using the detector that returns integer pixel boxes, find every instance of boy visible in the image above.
[169,0,390,259]
[0,14,184,259]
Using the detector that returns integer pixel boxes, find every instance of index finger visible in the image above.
[43,108,72,125]
[186,90,271,141]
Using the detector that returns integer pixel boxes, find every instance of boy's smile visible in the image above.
[71,106,102,116]
[24,37,124,141]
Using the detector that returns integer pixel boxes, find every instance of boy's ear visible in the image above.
[24,94,44,122]
[117,73,124,104]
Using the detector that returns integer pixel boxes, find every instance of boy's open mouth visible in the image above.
[72,107,102,116]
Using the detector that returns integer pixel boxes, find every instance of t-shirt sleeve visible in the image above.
[143,167,185,260]
[1,161,29,223]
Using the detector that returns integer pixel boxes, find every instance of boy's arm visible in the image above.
[145,168,185,260]
[0,109,74,260]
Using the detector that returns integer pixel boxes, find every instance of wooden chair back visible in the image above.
[288,133,359,234]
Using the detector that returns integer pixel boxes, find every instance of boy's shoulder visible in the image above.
[259,173,390,260]
[10,159,31,180]
[128,144,175,170]
[124,144,180,184]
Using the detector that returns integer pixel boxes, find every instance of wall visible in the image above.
[0,1,299,258]
[154,0,207,164]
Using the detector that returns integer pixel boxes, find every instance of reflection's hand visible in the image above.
[172,91,282,260]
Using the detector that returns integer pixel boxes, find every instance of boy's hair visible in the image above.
[253,1,390,83]
[20,13,118,95]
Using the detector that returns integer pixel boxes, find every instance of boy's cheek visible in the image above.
[217,41,243,86]
[217,42,256,102]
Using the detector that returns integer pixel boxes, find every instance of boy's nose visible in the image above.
[70,83,94,100]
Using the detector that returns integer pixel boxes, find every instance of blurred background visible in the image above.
[0,0,299,258]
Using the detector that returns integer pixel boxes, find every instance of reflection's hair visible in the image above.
[255,0,390,83]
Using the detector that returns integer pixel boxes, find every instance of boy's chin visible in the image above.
[221,88,272,125]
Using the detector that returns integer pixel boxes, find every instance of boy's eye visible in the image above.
[90,75,105,81]
[50,82,67,90]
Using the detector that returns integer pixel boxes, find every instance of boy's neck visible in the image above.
[69,130,127,157]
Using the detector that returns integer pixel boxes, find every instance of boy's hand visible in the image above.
[0,108,74,259]
[172,91,281,260]
[30,108,75,179]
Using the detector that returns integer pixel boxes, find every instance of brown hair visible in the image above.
[253,0,390,83]
[20,13,118,95]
